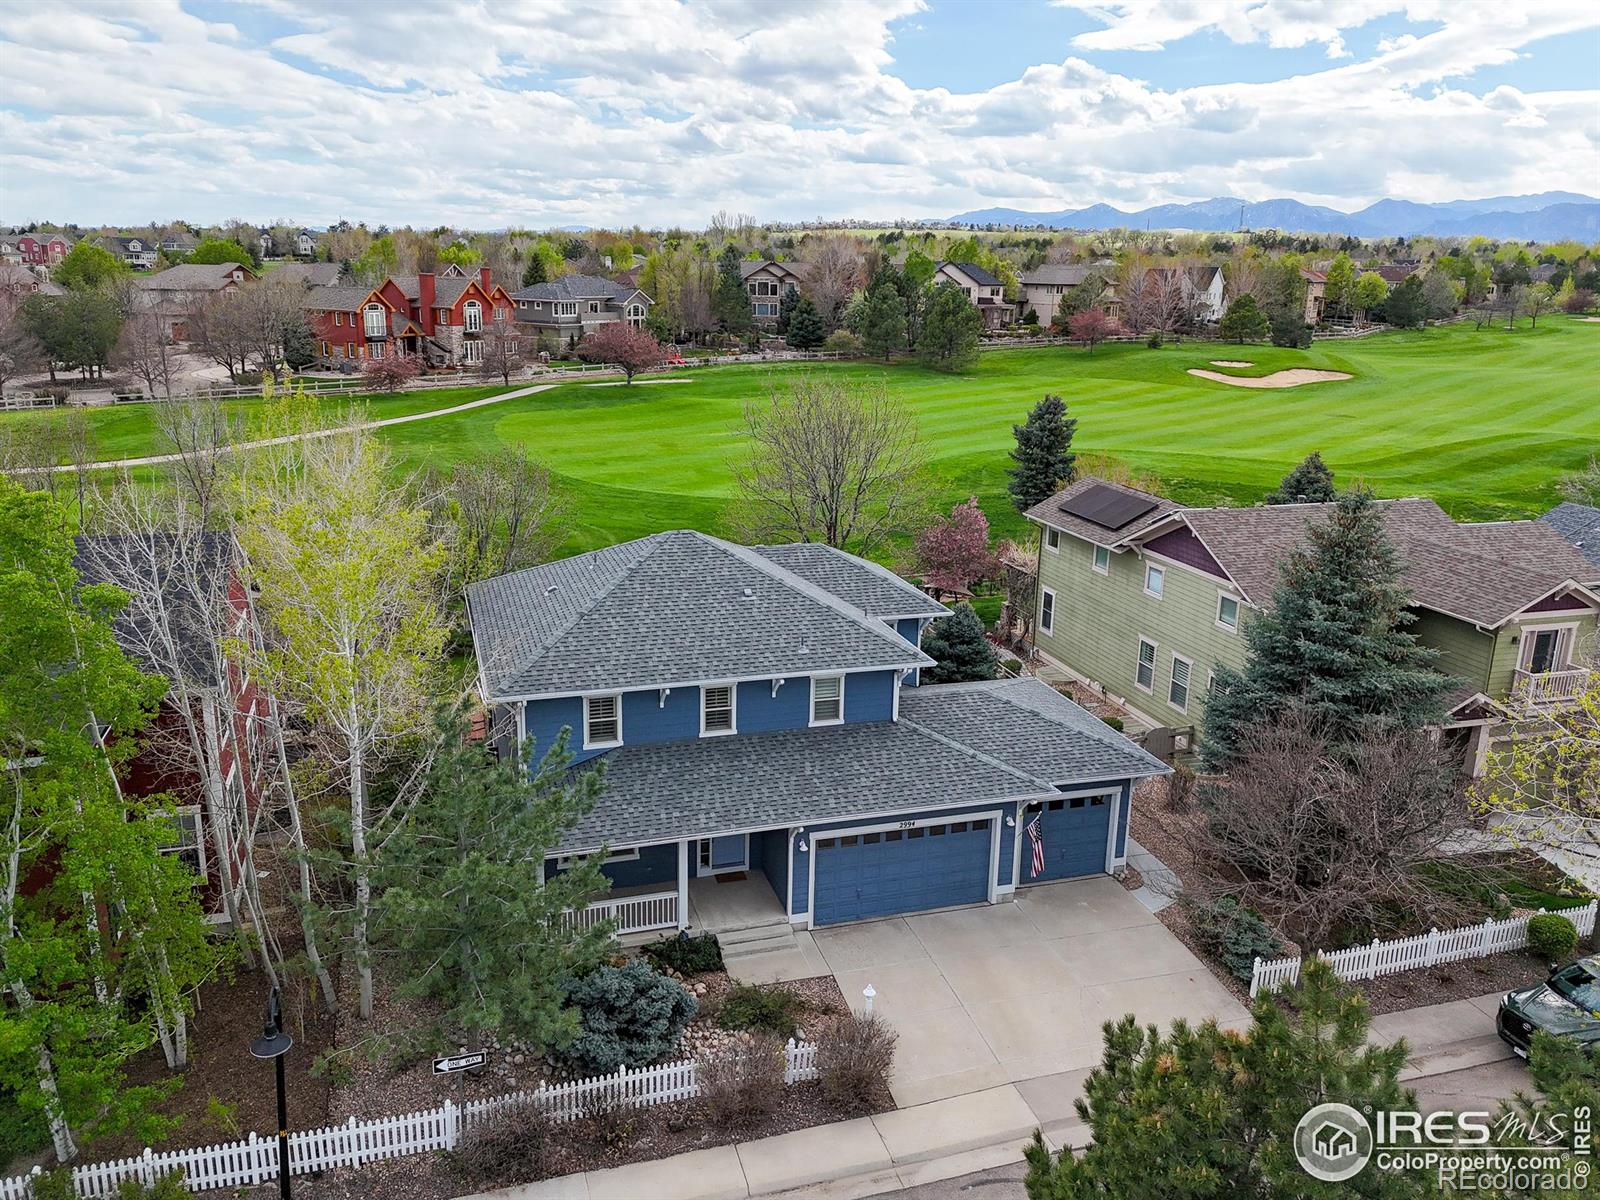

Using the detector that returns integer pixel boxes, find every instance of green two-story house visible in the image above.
[1025,478,1600,773]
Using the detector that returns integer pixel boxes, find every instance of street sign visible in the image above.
[433,1051,487,1075]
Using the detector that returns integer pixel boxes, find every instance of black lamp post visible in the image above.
[249,987,294,1200]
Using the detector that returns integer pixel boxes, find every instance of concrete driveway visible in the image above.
[811,877,1250,1107]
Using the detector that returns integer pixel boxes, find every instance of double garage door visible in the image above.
[1019,794,1113,885]
[812,819,993,926]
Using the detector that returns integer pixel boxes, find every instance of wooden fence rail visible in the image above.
[1250,901,1599,997]
[0,1041,820,1198]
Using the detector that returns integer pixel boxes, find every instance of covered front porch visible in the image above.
[556,831,794,940]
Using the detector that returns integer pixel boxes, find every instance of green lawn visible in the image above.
[10,317,1597,556]
[8,385,509,459]
[377,315,1599,554]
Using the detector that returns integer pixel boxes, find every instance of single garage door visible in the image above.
[812,819,992,926]
[1019,794,1112,884]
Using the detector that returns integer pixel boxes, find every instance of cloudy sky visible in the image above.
[2,0,1597,229]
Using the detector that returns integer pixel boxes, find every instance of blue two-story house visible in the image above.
[466,530,1167,937]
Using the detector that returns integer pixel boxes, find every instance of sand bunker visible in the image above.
[1210,359,1254,367]
[1187,368,1353,389]
[1578,316,1600,323]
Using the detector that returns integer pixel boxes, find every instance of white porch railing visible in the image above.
[1250,900,1599,997]
[0,1042,820,1199]
[561,888,678,936]
[1515,667,1590,706]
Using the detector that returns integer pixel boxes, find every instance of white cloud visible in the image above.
[0,0,1594,227]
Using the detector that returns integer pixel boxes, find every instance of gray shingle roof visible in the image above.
[511,274,633,302]
[1025,476,1183,548]
[391,274,476,306]
[750,543,948,620]
[899,679,1167,784]
[739,260,808,281]
[467,531,930,700]
[1021,264,1098,287]
[556,677,1165,853]
[302,284,378,313]
[137,263,251,292]
[73,532,233,688]
[941,261,1002,287]
[1542,502,1600,576]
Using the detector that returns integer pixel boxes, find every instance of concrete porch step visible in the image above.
[719,923,800,959]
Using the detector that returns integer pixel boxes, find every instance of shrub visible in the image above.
[1100,714,1124,732]
[555,961,697,1074]
[1528,913,1579,963]
[823,329,864,355]
[641,931,724,976]
[697,1032,787,1131]
[1165,763,1197,812]
[718,984,804,1038]
[1190,896,1284,982]
[817,1013,897,1113]
[1563,288,1594,314]
[1145,331,1164,349]
[453,1100,556,1184]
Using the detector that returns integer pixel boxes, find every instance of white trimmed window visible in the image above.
[160,805,208,880]
[810,675,843,725]
[1144,564,1165,598]
[583,694,621,748]
[701,684,736,735]
[463,339,483,364]
[464,300,482,332]
[1169,654,1192,712]
[363,303,386,338]
[1040,587,1056,635]
[334,311,343,326]
[1092,545,1110,574]
[1135,638,1157,692]
[1045,528,1060,553]
[370,343,384,360]
[1216,593,1240,632]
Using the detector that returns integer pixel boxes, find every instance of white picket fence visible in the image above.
[1250,901,1599,997]
[0,1041,820,1199]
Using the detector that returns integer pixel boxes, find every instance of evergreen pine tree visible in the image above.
[785,296,826,349]
[1202,489,1454,768]
[1265,451,1336,504]
[1007,393,1078,512]
[371,711,614,1047]
[1218,293,1269,343]
[1024,959,1429,1198]
[858,277,907,361]
[917,280,984,370]
[920,603,998,684]
[713,245,752,335]
[776,283,799,335]
[521,252,547,288]
[1378,275,1427,329]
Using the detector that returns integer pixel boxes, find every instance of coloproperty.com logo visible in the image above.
[1294,1101,1594,1191]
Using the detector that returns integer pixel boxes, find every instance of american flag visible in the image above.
[1026,813,1045,878]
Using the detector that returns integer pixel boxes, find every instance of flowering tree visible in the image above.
[1067,307,1119,353]
[1471,667,1600,882]
[578,321,666,384]
[914,497,997,598]
[361,350,422,393]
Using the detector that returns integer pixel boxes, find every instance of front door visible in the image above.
[1526,629,1563,675]
[698,834,748,877]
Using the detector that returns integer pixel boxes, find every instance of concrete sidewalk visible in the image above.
[1367,990,1513,1081]
[458,1084,1057,1200]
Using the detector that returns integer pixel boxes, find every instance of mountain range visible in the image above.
[946,192,1600,240]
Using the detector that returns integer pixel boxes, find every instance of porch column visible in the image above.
[677,839,690,930]
[1470,723,1493,779]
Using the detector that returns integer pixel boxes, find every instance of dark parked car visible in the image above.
[1497,955,1600,1059]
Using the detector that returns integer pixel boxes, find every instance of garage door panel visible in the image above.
[1022,794,1112,884]
[813,819,991,925]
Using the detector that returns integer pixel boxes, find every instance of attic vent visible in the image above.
[741,587,755,601]
[544,585,559,596]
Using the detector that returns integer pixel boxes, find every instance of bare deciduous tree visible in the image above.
[114,310,176,399]
[733,376,933,555]
[431,445,562,587]
[1187,713,1472,949]
[153,395,241,522]
[185,289,254,381]
[800,235,865,328]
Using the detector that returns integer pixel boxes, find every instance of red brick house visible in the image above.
[73,533,276,925]
[16,232,74,267]
[302,265,516,369]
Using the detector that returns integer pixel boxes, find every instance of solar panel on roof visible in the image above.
[1059,484,1159,531]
